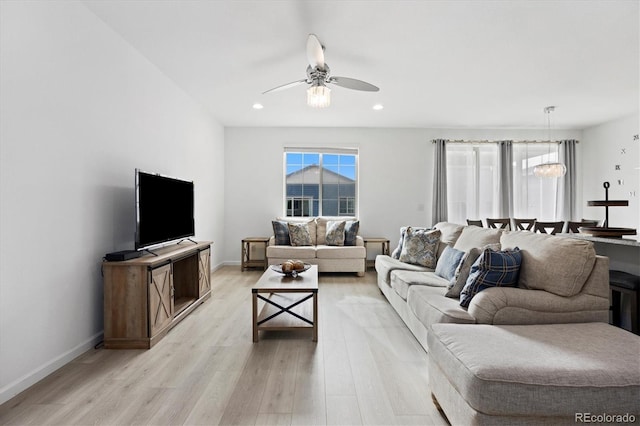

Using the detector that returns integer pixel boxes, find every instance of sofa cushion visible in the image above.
[272,220,291,245]
[433,222,465,258]
[407,285,475,328]
[391,270,450,300]
[459,248,522,308]
[316,245,366,259]
[399,228,441,268]
[375,255,431,285]
[453,226,503,252]
[288,222,313,246]
[266,245,316,259]
[428,323,640,417]
[316,216,356,245]
[344,220,360,246]
[325,220,346,246]
[434,245,464,281]
[500,231,596,297]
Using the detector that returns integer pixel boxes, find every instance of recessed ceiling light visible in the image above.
[252,103,264,110]
[373,104,384,111]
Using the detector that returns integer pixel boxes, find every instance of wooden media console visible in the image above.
[102,241,212,349]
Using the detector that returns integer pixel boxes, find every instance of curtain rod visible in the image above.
[433,139,579,144]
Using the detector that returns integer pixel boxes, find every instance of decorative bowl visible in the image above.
[270,263,312,277]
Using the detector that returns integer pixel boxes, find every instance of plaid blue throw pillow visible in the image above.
[460,247,522,308]
[272,220,291,245]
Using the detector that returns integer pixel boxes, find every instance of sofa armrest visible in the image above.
[268,236,275,246]
[355,235,364,246]
[468,287,610,325]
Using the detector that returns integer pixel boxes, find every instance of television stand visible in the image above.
[102,240,212,349]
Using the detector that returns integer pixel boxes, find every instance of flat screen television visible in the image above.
[135,169,195,250]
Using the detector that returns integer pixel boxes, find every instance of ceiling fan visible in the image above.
[262,34,379,108]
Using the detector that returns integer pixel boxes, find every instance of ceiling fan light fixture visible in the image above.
[307,83,330,108]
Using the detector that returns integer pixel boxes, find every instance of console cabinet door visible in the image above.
[148,263,174,337]
[198,248,211,297]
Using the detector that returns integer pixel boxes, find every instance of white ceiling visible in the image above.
[84,0,639,130]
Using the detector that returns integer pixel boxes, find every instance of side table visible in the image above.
[241,237,270,271]
[363,237,390,269]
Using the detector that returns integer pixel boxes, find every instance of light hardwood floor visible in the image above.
[0,267,447,426]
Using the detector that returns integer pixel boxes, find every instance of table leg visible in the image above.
[252,291,258,342]
[241,241,247,271]
[312,291,318,342]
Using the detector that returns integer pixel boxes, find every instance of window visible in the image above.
[446,144,499,224]
[446,142,561,225]
[286,197,312,216]
[284,149,358,217]
[512,143,559,220]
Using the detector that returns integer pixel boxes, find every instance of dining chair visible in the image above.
[534,221,565,235]
[466,219,483,227]
[567,220,600,233]
[513,218,536,231]
[486,218,510,230]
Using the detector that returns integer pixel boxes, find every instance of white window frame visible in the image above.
[286,196,313,217]
[283,147,359,217]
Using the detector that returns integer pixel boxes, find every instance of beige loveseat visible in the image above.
[375,222,610,352]
[266,217,366,276]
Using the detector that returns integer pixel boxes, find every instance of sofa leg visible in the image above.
[356,271,365,277]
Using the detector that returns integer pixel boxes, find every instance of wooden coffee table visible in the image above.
[252,265,318,342]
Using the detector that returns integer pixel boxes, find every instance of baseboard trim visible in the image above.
[0,331,103,405]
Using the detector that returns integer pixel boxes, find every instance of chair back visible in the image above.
[513,218,536,231]
[567,220,599,233]
[534,221,565,235]
[486,218,510,230]
[466,219,483,227]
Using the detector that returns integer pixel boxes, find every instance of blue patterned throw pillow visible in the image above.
[398,227,441,268]
[435,245,465,281]
[344,220,360,246]
[392,226,429,259]
[326,220,346,246]
[460,247,522,308]
[272,220,291,245]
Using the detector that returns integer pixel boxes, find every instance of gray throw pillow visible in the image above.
[288,222,312,246]
[344,220,360,246]
[272,220,290,245]
[435,245,465,281]
[398,228,441,268]
[325,220,346,246]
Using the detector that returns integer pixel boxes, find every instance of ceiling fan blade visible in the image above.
[262,79,307,94]
[306,34,325,70]
[328,76,379,92]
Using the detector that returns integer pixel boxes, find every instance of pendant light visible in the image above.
[533,106,566,178]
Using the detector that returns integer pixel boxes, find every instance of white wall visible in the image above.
[0,1,225,403]
[582,114,640,229]
[224,127,581,263]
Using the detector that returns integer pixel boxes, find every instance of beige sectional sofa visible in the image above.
[266,216,366,276]
[375,222,610,352]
